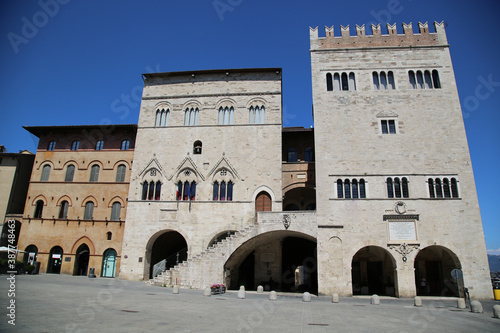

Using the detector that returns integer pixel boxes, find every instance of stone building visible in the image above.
[16,125,136,276]
[0,147,35,248]
[310,22,491,299]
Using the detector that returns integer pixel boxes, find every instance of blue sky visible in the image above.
[1,0,499,254]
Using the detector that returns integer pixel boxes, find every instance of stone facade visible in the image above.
[119,69,284,283]
[311,22,491,299]
[16,125,136,277]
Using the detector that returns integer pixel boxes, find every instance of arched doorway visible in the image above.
[255,191,271,212]
[351,246,397,296]
[102,248,117,278]
[73,244,90,276]
[47,246,63,274]
[414,245,462,297]
[224,231,317,293]
[147,230,188,279]
[23,245,38,265]
[283,187,316,211]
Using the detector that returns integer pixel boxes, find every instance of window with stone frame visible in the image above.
[185,107,199,126]
[175,169,198,201]
[428,177,459,198]
[40,164,51,181]
[409,70,441,89]
[326,71,356,91]
[373,71,396,90]
[65,165,75,182]
[212,168,234,201]
[218,106,234,125]
[337,178,366,199]
[249,105,265,124]
[387,177,409,198]
[141,169,162,201]
[380,119,397,134]
[155,108,170,127]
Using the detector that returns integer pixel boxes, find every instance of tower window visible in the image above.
[193,141,202,154]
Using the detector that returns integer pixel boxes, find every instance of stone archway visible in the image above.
[414,245,462,297]
[74,244,90,276]
[224,231,317,293]
[145,230,188,279]
[351,246,397,296]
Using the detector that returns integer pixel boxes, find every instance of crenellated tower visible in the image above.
[310,22,492,299]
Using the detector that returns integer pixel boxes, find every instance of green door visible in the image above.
[102,249,117,278]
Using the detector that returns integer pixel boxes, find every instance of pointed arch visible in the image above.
[71,236,96,254]
[56,195,73,207]
[81,195,98,207]
[107,196,125,207]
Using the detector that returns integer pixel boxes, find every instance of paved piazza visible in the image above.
[0,274,498,332]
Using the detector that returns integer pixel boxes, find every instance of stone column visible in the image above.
[396,259,417,298]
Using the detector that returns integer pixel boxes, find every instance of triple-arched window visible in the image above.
[249,106,265,124]
[177,181,197,201]
[218,107,234,125]
[155,108,170,127]
[213,181,234,201]
[373,71,396,90]
[387,177,409,198]
[142,180,162,200]
[184,108,199,126]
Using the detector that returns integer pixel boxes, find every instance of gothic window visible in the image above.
[212,169,234,201]
[287,147,298,162]
[219,107,234,125]
[155,108,170,127]
[148,181,155,200]
[213,181,219,201]
[176,180,196,201]
[71,140,80,151]
[227,181,233,201]
[34,200,43,218]
[89,165,100,182]
[142,182,148,200]
[59,201,69,219]
[83,201,94,220]
[155,181,162,200]
[185,107,199,126]
[47,141,56,151]
[65,165,75,182]
[40,165,51,181]
[95,140,104,150]
[110,202,121,221]
[116,164,126,182]
[121,139,130,150]
[249,106,265,124]
[326,73,333,91]
[193,141,202,154]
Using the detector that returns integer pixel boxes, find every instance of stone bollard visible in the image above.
[414,296,422,307]
[470,300,483,313]
[173,285,179,294]
[493,305,500,318]
[203,287,211,297]
[303,292,311,302]
[269,291,277,301]
[332,293,339,303]
[457,298,466,309]
[371,294,380,305]
[237,286,246,299]
[257,285,264,293]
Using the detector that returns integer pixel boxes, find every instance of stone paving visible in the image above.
[0,274,499,333]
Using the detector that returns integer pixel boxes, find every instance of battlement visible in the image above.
[310,21,448,50]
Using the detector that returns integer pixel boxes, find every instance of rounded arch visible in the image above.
[56,195,73,207]
[182,99,202,110]
[85,160,104,170]
[145,229,189,279]
[215,97,237,110]
[414,245,462,297]
[107,196,125,207]
[80,195,98,207]
[62,160,79,169]
[224,230,317,292]
[47,246,63,274]
[71,236,96,254]
[245,97,268,109]
[282,182,315,192]
[112,160,131,170]
[102,248,118,278]
[351,245,397,296]
[251,185,276,203]
[23,244,38,265]
[35,160,55,171]
[154,101,173,111]
[31,195,48,206]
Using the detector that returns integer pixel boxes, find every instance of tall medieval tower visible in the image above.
[310,22,492,298]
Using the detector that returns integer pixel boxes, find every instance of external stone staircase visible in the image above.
[147,211,317,289]
[148,224,260,288]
